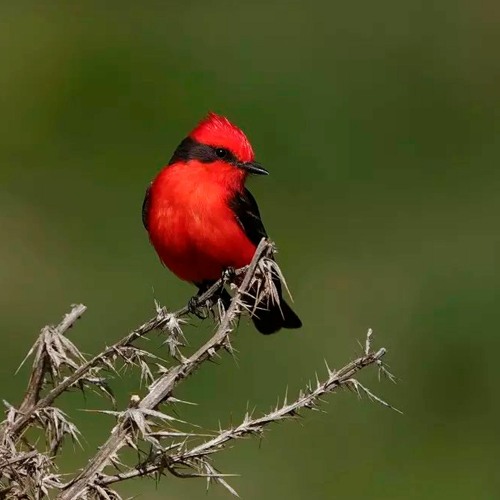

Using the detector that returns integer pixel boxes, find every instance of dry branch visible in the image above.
[0,239,396,499]
[99,344,391,488]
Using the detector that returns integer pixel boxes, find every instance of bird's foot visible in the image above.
[222,266,236,283]
[188,296,209,319]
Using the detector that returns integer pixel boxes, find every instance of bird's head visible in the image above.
[168,113,268,183]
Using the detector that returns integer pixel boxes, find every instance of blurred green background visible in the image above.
[1,1,499,498]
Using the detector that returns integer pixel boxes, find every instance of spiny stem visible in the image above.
[99,346,388,486]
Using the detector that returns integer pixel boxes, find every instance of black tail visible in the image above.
[225,285,301,335]
[197,282,302,335]
[251,297,302,335]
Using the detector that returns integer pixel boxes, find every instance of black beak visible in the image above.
[240,161,269,175]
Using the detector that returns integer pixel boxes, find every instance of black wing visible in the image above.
[230,188,302,334]
[142,185,151,230]
[229,188,267,246]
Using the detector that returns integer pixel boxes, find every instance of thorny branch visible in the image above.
[2,263,247,442]
[99,344,394,488]
[0,239,397,499]
[17,304,87,417]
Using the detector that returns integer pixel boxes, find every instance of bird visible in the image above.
[142,112,301,334]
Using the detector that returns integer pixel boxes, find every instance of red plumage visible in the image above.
[143,113,301,334]
[146,161,255,283]
[191,113,255,164]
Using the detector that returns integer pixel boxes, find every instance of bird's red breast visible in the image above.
[146,160,256,283]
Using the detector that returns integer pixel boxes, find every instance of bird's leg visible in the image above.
[188,296,209,319]
[222,266,236,284]
[188,284,211,319]
[210,267,236,319]
[188,296,201,317]
[189,271,235,320]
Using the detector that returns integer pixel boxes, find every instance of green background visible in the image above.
[1,2,499,499]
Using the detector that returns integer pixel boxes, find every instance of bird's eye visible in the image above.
[215,148,228,158]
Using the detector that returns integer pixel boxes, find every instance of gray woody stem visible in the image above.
[18,304,87,413]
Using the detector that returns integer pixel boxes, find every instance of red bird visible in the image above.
[142,113,301,334]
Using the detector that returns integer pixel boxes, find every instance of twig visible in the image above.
[17,305,87,414]
[0,450,38,470]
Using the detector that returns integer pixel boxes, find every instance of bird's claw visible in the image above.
[188,296,209,319]
[188,296,198,314]
[222,266,236,282]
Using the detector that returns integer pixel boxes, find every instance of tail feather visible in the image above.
[251,297,302,335]
[197,281,302,335]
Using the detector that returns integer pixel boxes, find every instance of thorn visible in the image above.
[365,328,373,355]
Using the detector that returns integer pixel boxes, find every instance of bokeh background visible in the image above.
[1,1,499,499]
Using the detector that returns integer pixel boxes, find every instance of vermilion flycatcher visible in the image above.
[142,113,301,334]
